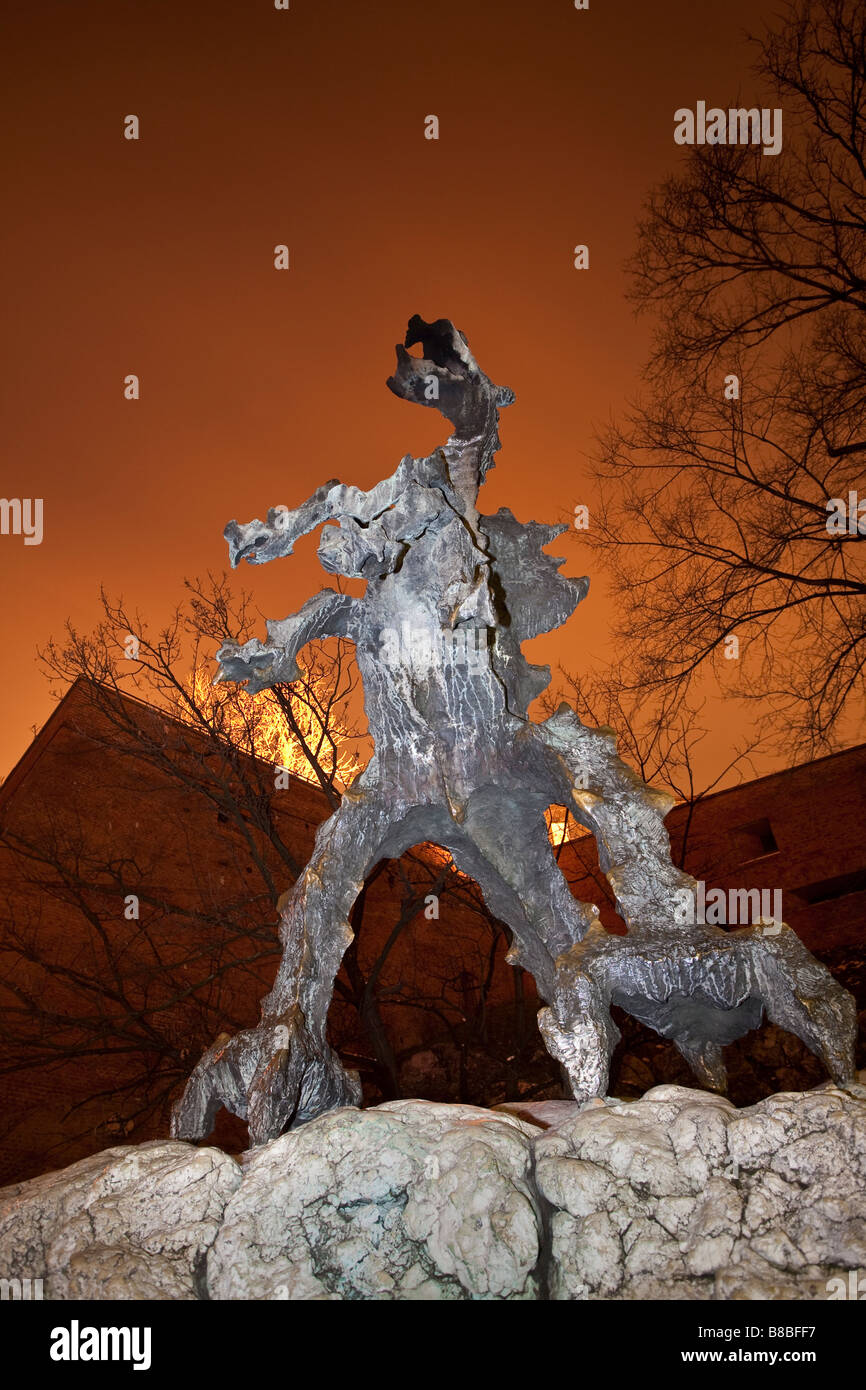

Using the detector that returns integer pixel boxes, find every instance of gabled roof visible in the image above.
[0,678,94,813]
[663,737,866,820]
[0,675,331,818]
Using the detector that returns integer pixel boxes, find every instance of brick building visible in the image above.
[0,679,538,1182]
[560,745,866,1101]
[565,743,866,955]
[665,747,866,955]
[0,678,863,1183]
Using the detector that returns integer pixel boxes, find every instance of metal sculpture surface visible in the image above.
[172,317,856,1145]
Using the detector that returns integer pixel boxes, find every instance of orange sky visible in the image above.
[1,0,784,783]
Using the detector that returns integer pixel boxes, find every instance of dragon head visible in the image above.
[386,315,514,445]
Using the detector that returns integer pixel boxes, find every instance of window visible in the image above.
[794,868,866,905]
[731,817,778,861]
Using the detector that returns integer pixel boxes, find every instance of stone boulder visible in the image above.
[1,1086,864,1300]
[0,1141,240,1299]
[534,1083,866,1299]
[209,1100,541,1300]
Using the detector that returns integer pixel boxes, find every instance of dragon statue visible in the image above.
[172,316,856,1146]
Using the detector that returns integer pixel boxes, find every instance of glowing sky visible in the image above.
[1,0,784,781]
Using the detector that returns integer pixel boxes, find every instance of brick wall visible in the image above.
[0,679,862,1183]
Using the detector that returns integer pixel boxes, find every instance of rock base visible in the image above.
[1,1083,865,1300]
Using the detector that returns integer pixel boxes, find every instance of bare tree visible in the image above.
[0,578,554,1174]
[584,0,866,755]
[333,852,553,1107]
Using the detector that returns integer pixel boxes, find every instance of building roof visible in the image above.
[0,675,330,817]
